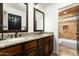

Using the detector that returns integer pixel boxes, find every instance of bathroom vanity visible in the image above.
[0,3,53,56]
[0,33,53,56]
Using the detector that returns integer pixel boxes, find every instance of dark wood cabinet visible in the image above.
[24,40,37,56]
[44,36,50,56]
[0,45,22,56]
[49,36,53,54]
[37,36,53,56]
[25,48,37,56]
[0,35,53,56]
[37,38,45,56]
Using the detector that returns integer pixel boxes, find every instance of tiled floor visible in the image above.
[50,45,77,56]
[59,46,77,56]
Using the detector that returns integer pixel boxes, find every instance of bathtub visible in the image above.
[59,38,77,50]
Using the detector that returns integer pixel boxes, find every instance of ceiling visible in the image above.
[38,3,52,7]
[5,3,26,12]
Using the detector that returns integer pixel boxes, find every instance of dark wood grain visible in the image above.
[0,35,53,56]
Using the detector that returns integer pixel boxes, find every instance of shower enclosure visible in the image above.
[58,4,79,56]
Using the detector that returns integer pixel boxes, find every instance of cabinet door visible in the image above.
[37,39,45,56]
[44,36,50,56]
[25,40,37,50]
[24,40,37,56]
[0,45,22,56]
[49,36,53,54]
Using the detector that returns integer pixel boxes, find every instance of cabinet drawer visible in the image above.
[0,45,22,56]
[25,40,37,50]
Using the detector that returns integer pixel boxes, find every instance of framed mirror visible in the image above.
[34,8,44,32]
[2,3,28,32]
[0,3,3,33]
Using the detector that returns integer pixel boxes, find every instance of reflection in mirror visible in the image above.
[34,8,44,32]
[3,3,28,32]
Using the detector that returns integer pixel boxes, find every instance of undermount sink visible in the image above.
[0,37,26,43]
[8,37,26,41]
[0,37,26,47]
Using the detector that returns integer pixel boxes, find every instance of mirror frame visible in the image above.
[1,3,28,33]
[0,3,3,33]
[34,8,45,32]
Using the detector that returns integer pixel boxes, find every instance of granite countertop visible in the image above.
[0,33,53,49]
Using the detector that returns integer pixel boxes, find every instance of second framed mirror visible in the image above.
[34,8,45,32]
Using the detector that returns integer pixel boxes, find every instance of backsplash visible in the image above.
[3,33,15,40]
